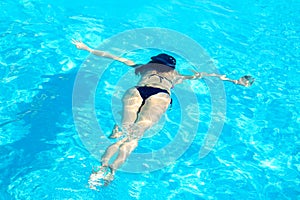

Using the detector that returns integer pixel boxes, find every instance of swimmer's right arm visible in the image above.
[71,39,136,66]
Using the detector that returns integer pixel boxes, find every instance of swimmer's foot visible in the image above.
[103,166,115,186]
[109,124,123,139]
[88,166,110,190]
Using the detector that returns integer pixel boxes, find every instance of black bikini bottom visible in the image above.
[135,86,171,113]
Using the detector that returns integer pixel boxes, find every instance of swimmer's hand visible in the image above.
[235,75,255,87]
[219,74,255,87]
[71,39,92,52]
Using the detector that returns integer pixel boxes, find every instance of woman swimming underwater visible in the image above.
[72,39,254,187]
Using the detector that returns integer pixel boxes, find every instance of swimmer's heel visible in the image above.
[103,166,115,186]
[109,124,123,139]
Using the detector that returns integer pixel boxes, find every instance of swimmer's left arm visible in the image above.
[179,70,255,87]
[71,39,136,66]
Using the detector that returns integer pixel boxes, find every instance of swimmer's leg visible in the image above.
[108,88,143,139]
[109,93,171,172]
[99,139,138,186]
[109,139,138,173]
[101,137,128,166]
[121,87,143,132]
[131,93,171,136]
[96,92,170,186]
[89,137,127,188]
[101,99,138,168]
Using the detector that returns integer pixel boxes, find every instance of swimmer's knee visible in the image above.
[127,139,138,147]
[130,139,138,147]
[120,139,138,151]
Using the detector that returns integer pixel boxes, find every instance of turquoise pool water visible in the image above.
[1,0,299,199]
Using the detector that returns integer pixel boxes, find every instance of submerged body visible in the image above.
[71,39,254,188]
[100,63,182,184]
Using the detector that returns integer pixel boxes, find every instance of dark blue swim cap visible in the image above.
[151,53,176,68]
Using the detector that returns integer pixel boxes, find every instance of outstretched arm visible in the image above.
[71,39,136,66]
[180,69,255,87]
